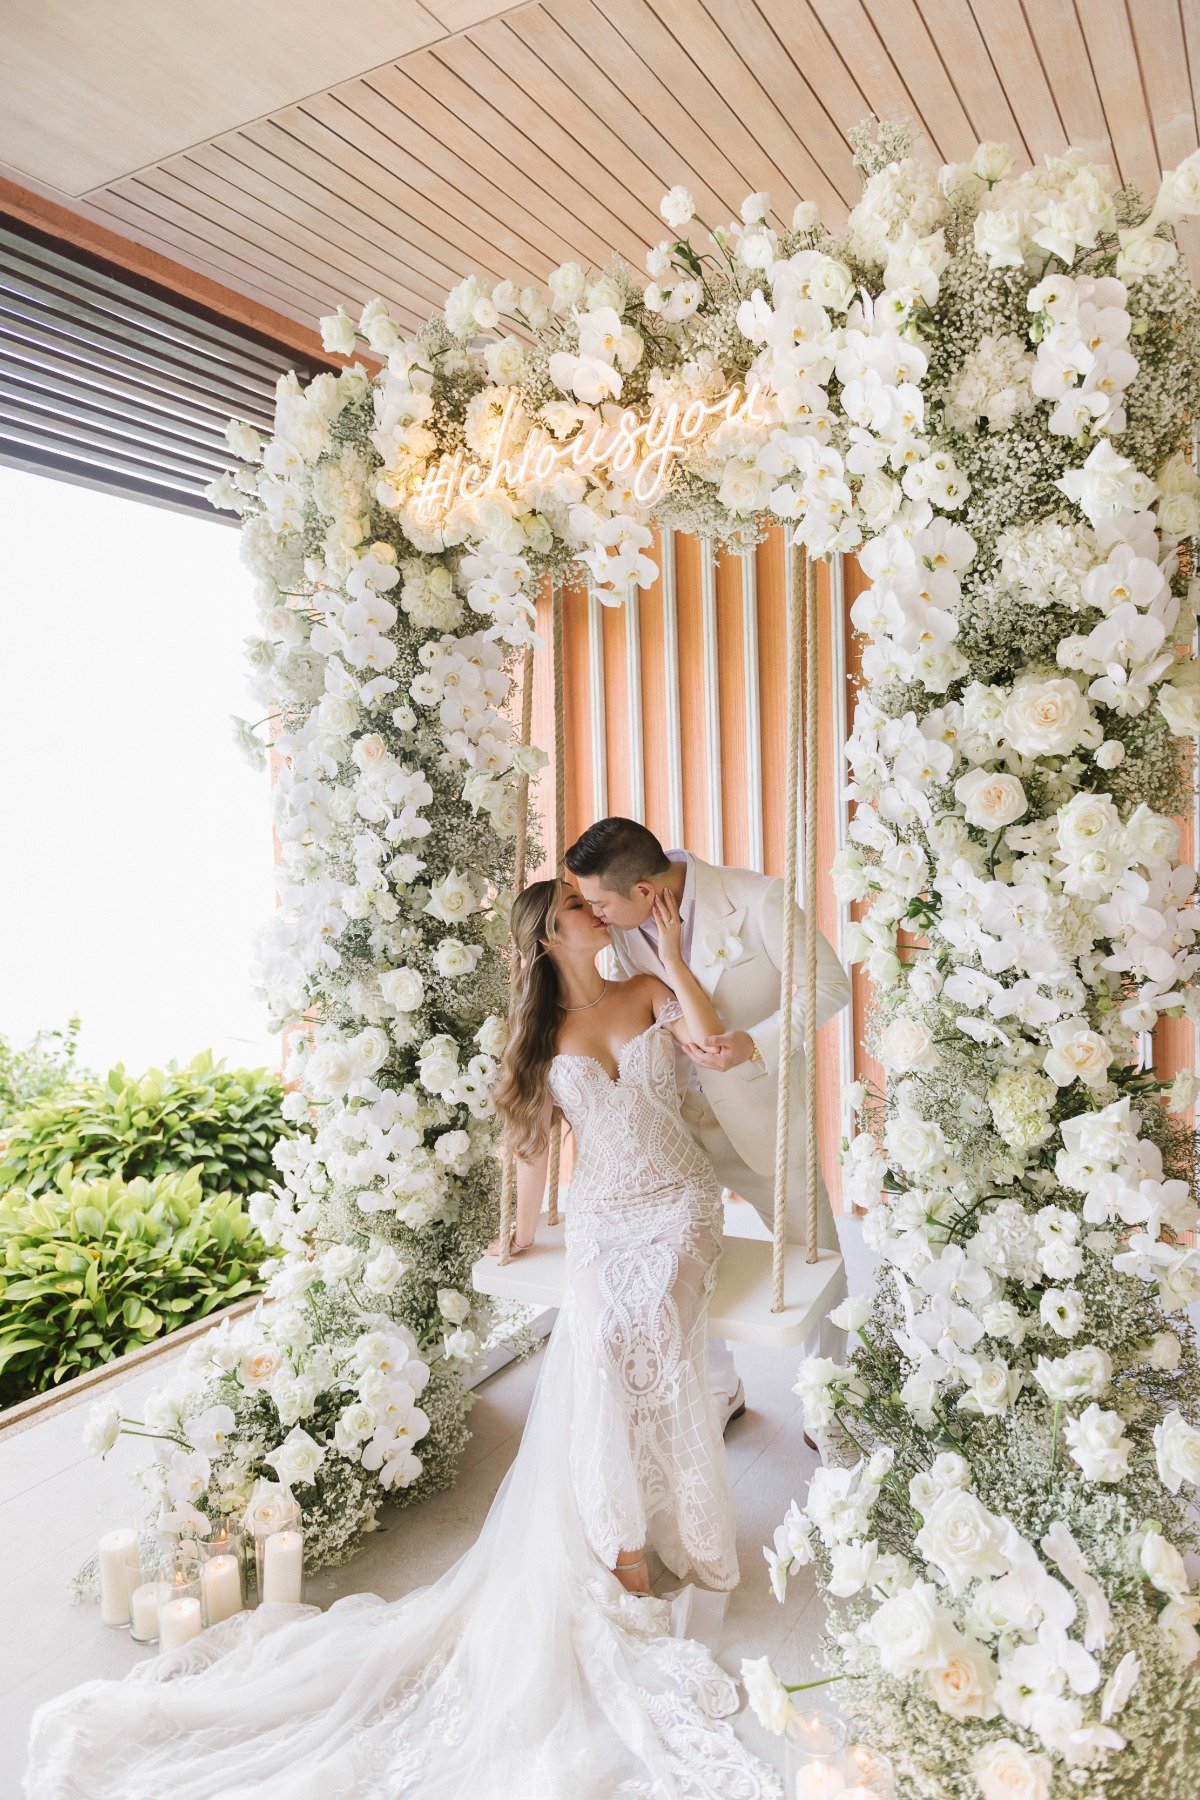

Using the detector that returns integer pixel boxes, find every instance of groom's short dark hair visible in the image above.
[566,818,671,894]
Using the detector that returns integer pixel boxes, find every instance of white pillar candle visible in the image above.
[158,1596,202,1651]
[129,1583,161,1641]
[201,1553,243,1625]
[98,1529,140,1627]
[794,1768,846,1800]
[262,1529,303,1604]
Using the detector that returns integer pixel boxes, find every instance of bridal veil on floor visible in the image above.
[25,1310,781,1799]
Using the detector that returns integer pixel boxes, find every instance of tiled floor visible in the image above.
[4,1215,873,1793]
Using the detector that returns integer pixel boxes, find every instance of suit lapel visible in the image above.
[688,859,748,999]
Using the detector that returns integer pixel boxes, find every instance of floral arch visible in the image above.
[129,119,1200,1788]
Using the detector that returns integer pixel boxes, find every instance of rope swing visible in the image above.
[496,550,823,1321]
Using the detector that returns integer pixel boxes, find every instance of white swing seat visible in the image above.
[472,1214,844,1350]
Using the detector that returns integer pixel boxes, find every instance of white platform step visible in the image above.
[472,1217,843,1350]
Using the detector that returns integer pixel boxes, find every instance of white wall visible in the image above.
[0,466,279,1076]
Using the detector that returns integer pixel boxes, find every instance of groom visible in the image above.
[565,817,851,1423]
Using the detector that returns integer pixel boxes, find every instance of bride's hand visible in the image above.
[651,889,684,964]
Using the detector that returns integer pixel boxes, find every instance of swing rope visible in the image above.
[771,543,821,1311]
[545,583,566,1228]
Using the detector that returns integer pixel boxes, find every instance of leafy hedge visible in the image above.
[0,1053,294,1200]
[0,1166,267,1406]
[0,1017,89,1127]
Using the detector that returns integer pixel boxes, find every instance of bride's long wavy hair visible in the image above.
[494,879,566,1160]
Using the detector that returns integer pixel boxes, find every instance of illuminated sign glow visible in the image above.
[411,379,769,523]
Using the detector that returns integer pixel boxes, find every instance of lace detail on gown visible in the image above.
[24,1000,779,1800]
[549,1005,736,1590]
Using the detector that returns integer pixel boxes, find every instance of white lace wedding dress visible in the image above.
[26,1004,780,1799]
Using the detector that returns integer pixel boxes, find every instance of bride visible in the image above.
[25,880,779,1799]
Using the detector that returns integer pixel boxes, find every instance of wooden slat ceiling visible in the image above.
[4,0,1199,335]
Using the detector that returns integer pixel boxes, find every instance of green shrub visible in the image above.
[0,1052,294,1200]
[0,1166,268,1406]
[0,1017,89,1127]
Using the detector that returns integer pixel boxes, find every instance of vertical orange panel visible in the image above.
[673,534,709,856]
[716,547,750,871]
[639,535,671,846]
[601,596,630,819]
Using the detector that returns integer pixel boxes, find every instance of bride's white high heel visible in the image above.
[614,1550,651,1595]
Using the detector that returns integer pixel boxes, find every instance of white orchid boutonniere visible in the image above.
[703,929,747,970]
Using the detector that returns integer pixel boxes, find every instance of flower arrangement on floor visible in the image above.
[742,130,1200,1796]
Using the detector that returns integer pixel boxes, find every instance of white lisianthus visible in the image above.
[83,1403,123,1458]
[319,307,358,355]
[740,1656,793,1733]
[660,186,695,230]
[437,1287,471,1326]
[1140,1526,1191,1602]
[828,1293,871,1333]
[443,1327,478,1361]
[1033,1346,1112,1403]
[954,766,1028,830]
[434,938,482,978]
[1154,1410,1200,1493]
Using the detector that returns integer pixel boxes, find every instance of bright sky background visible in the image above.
[0,465,280,1076]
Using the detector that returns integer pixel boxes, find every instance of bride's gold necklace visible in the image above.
[562,978,607,1012]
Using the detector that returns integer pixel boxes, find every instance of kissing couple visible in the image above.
[28,819,850,1800]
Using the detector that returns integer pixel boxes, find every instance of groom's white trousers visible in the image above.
[677,1089,849,1402]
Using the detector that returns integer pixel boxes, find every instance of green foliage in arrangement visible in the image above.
[0,1052,295,1201]
[0,1165,269,1405]
[0,1017,90,1127]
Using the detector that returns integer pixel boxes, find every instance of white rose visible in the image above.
[1002,676,1093,757]
[443,1327,478,1361]
[1044,1019,1112,1089]
[319,307,358,354]
[363,1247,405,1295]
[885,1113,945,1174]
[238,1344,283,1389]
[792,200,821,233]
[972,142,1015,183]
[425,869,478,924]
[379,968,424,1012]
[878,1015,939,1074]
[433,938,481,978]
[264,1425,325,1488]
[925,1635,998,1720]
[974,206,1025,269]
[1159,1597,1200,1666]
[913,1490,1009,1596]
[861,1579,955,1676]
[321,1244,358,1283]
[437,1288,471,1325]
[1154,1410,1200,1494]
[1159,682,1200,736]
[828,1293,872,1333]
[954,766,1028,830]
[476,1014,507,1057]
[303,1042,356,1100]
[1140,1526,1191,1602]
[352,1027,390,1076]
[1116,231,1178,282]
[1158,491,1200,538]
[740,1656,793,1733]
[1143,1330,1183,1369]
[1094,739,1125,769]
[1155,149,1200,222]
[547,261,586,311]
[1065,1402,1130,1482]
[660,185,695,230]
[972,1738,1052,1800]
[1033,1346,1112,1403]
[243,1478,299,1536]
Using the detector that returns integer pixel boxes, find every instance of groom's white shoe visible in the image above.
[720,1381,746,1432]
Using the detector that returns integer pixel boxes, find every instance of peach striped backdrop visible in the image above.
[523,528,1198,1213]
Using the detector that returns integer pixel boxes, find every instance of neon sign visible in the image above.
[411,379,769,523]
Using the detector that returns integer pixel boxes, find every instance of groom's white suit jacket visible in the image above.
[606,856,851,1179]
